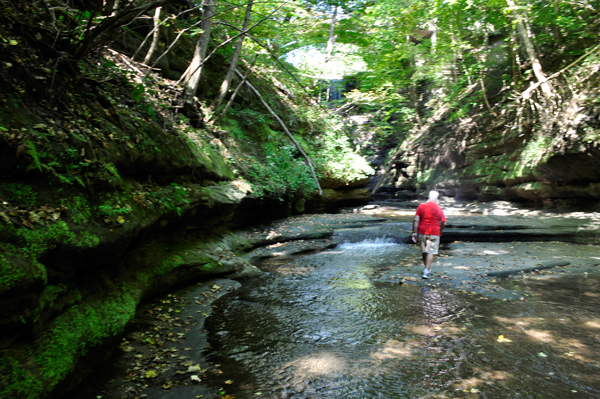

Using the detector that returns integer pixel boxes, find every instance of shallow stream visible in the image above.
[204,224,600,398]
[69,207,600,399]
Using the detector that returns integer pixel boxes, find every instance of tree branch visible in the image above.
[216,22,331,115]
[175,3,283,87]
[73,0,168,59]
[518,44,600,100]
[211,54,258,125]
[235,69,323,196]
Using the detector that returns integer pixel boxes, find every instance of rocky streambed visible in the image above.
[67,200,600,399]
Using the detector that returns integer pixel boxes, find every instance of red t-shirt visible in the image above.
[415,202,446,236]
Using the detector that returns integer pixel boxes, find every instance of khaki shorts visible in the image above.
[419,234,440,255]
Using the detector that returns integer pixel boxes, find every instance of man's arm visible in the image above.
[412,215,420,242]
[440,220,447,235]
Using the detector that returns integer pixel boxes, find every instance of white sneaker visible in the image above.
[422,269,430,279]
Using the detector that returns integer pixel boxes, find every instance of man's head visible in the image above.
[428,190,439,202]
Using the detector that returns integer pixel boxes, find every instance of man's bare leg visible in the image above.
[422,253,434,270]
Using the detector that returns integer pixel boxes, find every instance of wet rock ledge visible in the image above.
[0,174,370,399]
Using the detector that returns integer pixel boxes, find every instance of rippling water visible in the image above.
[205,224,600,398]
[206,237,477,398]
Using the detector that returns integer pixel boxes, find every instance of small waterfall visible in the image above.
[338,237,399,250]
[332,221,411,245]
[320,79,345,105]
[326,79,343,101]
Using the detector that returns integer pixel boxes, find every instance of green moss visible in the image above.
[0,221,97,295]
[0,243,46,294]
[157,255,184,277]
[16,220,99,256]
[38,285,67,313]
[0,356,44,399]
[461,154,532,184]
[0,292,123,396]
[520,134,554,168]
[35,290,139,383]
[512,182,544,191]
[17,222,69,256]
[71,231,100,247]
[184,131,233,180]
[414,168,439,185]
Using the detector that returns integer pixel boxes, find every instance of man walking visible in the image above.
[412,191,447,279]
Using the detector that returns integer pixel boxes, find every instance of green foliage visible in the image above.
[99,161,122,186]
[38,285,67,313]
[0,184,38,206]
[314,127,374,183]
[520,134,554,168]
[62,196,91,224]
[246,143,318,198]
[167,183,190,216]
[290,43,368,80]
[0,220,99,296]
[25,140,43,172]
[131,83,145,103]
[97,196,133,219]
[228,107,270,130]
[17,221,73,257]
[146,183,191,216]
[16,220,98,256]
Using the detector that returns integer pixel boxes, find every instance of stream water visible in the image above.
[203,223,600,398]
[68,210,600,399]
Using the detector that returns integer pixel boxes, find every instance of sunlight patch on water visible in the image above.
[370,340,416,360]
[288,352,347,377]
[329,277,372,290]
[584,320,600,328]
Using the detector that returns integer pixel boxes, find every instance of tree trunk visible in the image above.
[325,5,337,63]
[208,0,254,114]
[143,6,162,64]
[319,4,337,103]
[553,0,562,43]
[480,77,497,116]
[508,23,523,90]
[411,83,423,128]
[181,0,217,105]
[450,31,460,84]
[479,22,498,117]
[211,55,257,125]
[408,56,423,128]
[506,0,552,98]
